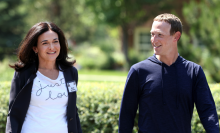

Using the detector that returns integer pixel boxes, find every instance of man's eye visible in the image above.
[43,43,47,45]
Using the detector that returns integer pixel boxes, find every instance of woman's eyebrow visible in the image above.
[41,38,58,43]
[41,40,47,43]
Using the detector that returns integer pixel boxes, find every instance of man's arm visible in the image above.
[118,67,140,133]
[194,66,219,133]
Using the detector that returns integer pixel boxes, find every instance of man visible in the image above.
[118,13,219,133]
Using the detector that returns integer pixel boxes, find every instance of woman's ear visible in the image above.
[33,46,38,53]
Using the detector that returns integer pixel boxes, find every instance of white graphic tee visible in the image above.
[21,71,68,133]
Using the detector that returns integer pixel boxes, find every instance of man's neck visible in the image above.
[156,53,179,66]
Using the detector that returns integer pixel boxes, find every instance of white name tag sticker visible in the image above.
[67,81,77,92]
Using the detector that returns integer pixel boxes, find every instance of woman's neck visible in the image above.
[38,61,57,70]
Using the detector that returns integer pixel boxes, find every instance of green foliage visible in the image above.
[0,81,220,132]
[128,48,154,67]
[77,82,125,132]
[0,58,14,82]
[73,39,126,70]
[0,0,26,59]
[0,82,10,133]
[182,0,220,82]
[21,0,99,43]
[76,45,111,69]
[16,0,125,70]
[84,0,162,26]
[191,84,220,133]
[84,0,177,67]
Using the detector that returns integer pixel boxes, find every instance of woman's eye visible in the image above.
[54,41,59,43]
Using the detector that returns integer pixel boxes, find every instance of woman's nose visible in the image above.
[49,43,54,49]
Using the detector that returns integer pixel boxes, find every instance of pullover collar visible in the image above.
[147,54,186,109]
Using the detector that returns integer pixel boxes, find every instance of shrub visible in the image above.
[0,82,10,133]
[0,58,14,82]
[77,46,111,70]
[191,84,220,133]
[77,82,124,132]
[71,41,126,70]
[0,81,220,133]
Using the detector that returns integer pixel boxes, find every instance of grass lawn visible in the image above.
[0,68,128,82]
[78,70,127,82]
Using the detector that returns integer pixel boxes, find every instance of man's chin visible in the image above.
[153,51,160,55]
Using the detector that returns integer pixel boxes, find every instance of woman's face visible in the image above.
[33,30,60,64]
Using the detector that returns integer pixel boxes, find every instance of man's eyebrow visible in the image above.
[150,31,164,34]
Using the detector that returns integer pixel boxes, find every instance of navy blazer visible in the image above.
[6,63,82,133]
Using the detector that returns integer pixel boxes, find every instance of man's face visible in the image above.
[150,21,176,56]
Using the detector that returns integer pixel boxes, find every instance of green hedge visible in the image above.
[0,82,10,133]
[0,81,220,133]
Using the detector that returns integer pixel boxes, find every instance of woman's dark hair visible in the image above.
[10,22,75,71]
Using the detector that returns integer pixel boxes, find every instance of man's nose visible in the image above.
[151,35,157,43]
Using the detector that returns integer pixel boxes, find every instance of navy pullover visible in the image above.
[119,55,219,133]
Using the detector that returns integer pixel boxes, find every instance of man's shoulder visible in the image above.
[179,57,203,76]
[180,57,201,68]
[131,58,154,71]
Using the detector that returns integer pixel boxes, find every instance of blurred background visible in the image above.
[1,0,220,132]
[0,0,220,83]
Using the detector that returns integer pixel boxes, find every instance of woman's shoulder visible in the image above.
[60,64,77,73]
[14,63,37,78]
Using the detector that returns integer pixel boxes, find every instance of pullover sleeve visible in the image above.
[119,67,139,133]
[194,66,219,133]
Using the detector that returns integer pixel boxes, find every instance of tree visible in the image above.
[181,0,220,82]
[84,0,183,66]
[0,0,26,59]
[22,0,95,44]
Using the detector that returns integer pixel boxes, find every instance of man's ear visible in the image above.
[174,31,181,42]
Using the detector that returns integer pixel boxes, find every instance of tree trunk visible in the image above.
[121,25,130,68]
[50,0,61,20]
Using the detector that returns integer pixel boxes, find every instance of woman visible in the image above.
[6,22,82,133]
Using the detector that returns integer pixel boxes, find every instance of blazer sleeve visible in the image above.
[8,71,21,111]
[118,67,139,133]
[76,107,82,133]
[6,71,21,133]
[194,66,219,133]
